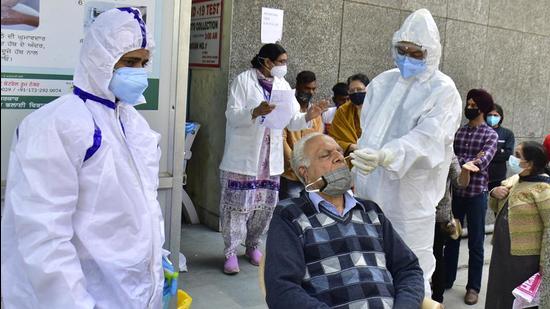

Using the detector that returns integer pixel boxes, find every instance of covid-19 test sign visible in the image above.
[189,0,222,68]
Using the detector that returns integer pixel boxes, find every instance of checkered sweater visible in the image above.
[265,195,424,309]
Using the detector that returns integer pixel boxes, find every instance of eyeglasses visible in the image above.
[395,42,426,60]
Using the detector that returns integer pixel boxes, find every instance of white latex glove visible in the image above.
[350,148,394,175]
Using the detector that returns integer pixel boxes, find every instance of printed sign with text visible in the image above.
[189,0,223,68]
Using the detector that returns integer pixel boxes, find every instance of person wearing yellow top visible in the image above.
[328,73,369,156]
[486,141,550,309]
[280,71,326,200]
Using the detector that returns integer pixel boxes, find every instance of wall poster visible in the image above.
[1,0,162,110]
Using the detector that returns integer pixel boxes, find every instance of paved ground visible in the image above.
[179,224,493,309]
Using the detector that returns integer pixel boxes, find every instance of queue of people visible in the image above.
[237,8,546,309]
[1,6,548,309]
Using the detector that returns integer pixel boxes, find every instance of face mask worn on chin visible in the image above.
[296,91,313,104]
[109,67,149,105]
[270,64,287,78]
[464,107,480,120]
[487,115,501,127]
[349,92,366,106]
[395,54,427,79]
[304,166,352,196]
[508,155,524,174]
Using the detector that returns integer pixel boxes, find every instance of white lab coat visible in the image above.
[354,9,462,295]
[219,68,309,176]
[1,8,165,309]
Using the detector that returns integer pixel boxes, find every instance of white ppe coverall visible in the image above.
[1,8,165,309]
[354,9,462,295]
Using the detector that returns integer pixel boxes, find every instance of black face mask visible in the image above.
[349,92,366,106]
[464,107,480,120]
[296,91,313,104]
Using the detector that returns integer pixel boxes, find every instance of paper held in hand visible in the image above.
[512,272,541,309]
[262,89,295,129]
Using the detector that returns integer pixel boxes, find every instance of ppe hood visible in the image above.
[73,7,155,103]
[392,9,441,81]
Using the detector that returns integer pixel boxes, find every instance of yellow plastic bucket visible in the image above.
[177,289,192,309]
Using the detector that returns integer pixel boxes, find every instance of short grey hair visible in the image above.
[290,132,324,184]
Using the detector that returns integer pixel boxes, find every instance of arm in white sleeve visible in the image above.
[279,81,311,131]
[286,114,309,131]
[382,86,462,179]
[225,76,257,129]
[9,118,96,309]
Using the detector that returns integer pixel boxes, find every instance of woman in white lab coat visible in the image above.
[218,43,324,274]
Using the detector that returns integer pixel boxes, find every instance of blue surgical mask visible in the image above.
[109,67,149,105]
[395,54,427,79]
[508,155,524,174]
[487,115,501,127]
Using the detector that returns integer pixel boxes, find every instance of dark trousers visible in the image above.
[278,177,303,200]
[431,223,449,302]
[444,192,487,292]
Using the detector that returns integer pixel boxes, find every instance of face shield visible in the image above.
[394,42,427,60]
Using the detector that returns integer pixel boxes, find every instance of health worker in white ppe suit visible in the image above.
[1,8,165,309]
[350,9,462,296]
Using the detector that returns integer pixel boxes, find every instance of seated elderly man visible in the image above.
[265,133,424,309]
